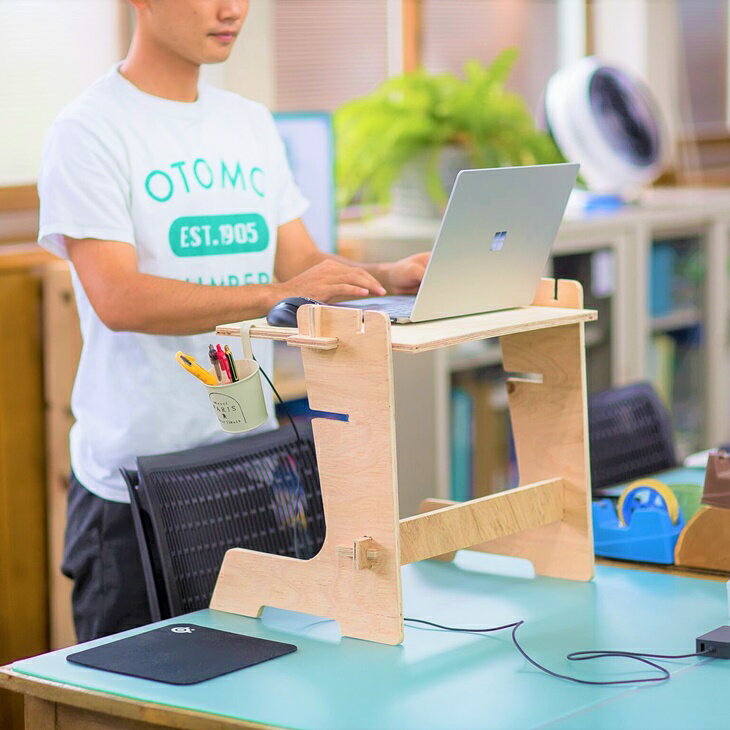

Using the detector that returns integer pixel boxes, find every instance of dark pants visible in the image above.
[61,474,152,643]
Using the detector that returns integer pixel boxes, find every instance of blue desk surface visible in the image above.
[13,553,730,730]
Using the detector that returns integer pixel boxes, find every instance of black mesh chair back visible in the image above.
[587,381,677,492]
[123,423,326,621]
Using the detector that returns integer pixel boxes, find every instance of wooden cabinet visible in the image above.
[42,266,81,651]
[0,246,52,730]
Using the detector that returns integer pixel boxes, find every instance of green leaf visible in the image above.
[334,48,558,208]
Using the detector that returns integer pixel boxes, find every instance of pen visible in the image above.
[224,345,238,382]
[175,351,219,386]
[209,344,222,383]
[216,344,232,383]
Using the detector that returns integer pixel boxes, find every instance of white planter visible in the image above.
[390,146,471,221]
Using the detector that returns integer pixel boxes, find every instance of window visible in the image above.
[421,0,560,115]
[677,0,728,134]
[0,0,122,185]
[273,0,389,111]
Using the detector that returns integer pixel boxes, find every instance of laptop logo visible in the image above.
[490,231,507,251]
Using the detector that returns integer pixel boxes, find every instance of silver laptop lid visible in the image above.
[409,163,579,323]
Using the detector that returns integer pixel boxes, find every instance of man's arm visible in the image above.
[275,218,429,296]
[65,222,411,335]
[66,237,281,334]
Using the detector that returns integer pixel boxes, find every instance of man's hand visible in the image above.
[274,259,386,303]
[383,252,430,295]
[275,219,430,299]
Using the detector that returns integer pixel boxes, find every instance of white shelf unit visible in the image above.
[651,307,703,333]
[337,188,730,513]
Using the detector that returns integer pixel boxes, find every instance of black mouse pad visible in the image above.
[67,623,297,685]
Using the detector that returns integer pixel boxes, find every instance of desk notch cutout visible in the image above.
[286,305,339,350]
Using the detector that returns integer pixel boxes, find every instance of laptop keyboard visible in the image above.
[338,295,416,319]
[378,296,415,317]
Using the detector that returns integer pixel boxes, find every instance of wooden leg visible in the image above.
[414,281,594,581]
[211,307,404,644]
[427,281,593,580]
[25,696,56,728]
[463,319,593,580]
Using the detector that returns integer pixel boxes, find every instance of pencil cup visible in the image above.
[205,324,268,433]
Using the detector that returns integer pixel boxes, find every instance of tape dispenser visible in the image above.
[593,478,685,564]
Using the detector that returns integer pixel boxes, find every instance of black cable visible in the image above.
[404,617,711,686]
[254,354,319,557]
[253,353,301,443]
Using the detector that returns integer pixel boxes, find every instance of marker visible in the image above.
[224,345,238,382]
[209,344,222,383]
[175,351,218,386]
[216,344,232,383]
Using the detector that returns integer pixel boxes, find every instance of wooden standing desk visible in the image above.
[211,278,597,645]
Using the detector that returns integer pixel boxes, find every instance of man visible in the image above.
[38,0,428,642]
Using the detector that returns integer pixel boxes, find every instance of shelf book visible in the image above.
[450,371,517,501]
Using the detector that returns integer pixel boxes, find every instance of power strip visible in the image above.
[696,626,730,658]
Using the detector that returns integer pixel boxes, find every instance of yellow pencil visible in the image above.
[175,351,219,386]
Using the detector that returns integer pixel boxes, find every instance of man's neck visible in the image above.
[120,33,200,103]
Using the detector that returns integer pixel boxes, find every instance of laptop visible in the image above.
[339,163,579,323]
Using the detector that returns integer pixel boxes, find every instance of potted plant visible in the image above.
[334,49,562,217]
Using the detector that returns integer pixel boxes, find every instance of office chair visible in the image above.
[587,381,678,492]
[123,422,326,621]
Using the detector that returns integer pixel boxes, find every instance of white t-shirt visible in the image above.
[38,64,309,503]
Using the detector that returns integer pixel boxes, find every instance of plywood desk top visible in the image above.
[217,304,597,354]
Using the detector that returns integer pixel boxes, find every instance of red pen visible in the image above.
[216,344,232,383]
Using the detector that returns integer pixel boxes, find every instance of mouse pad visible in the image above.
[67,623,297,685]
